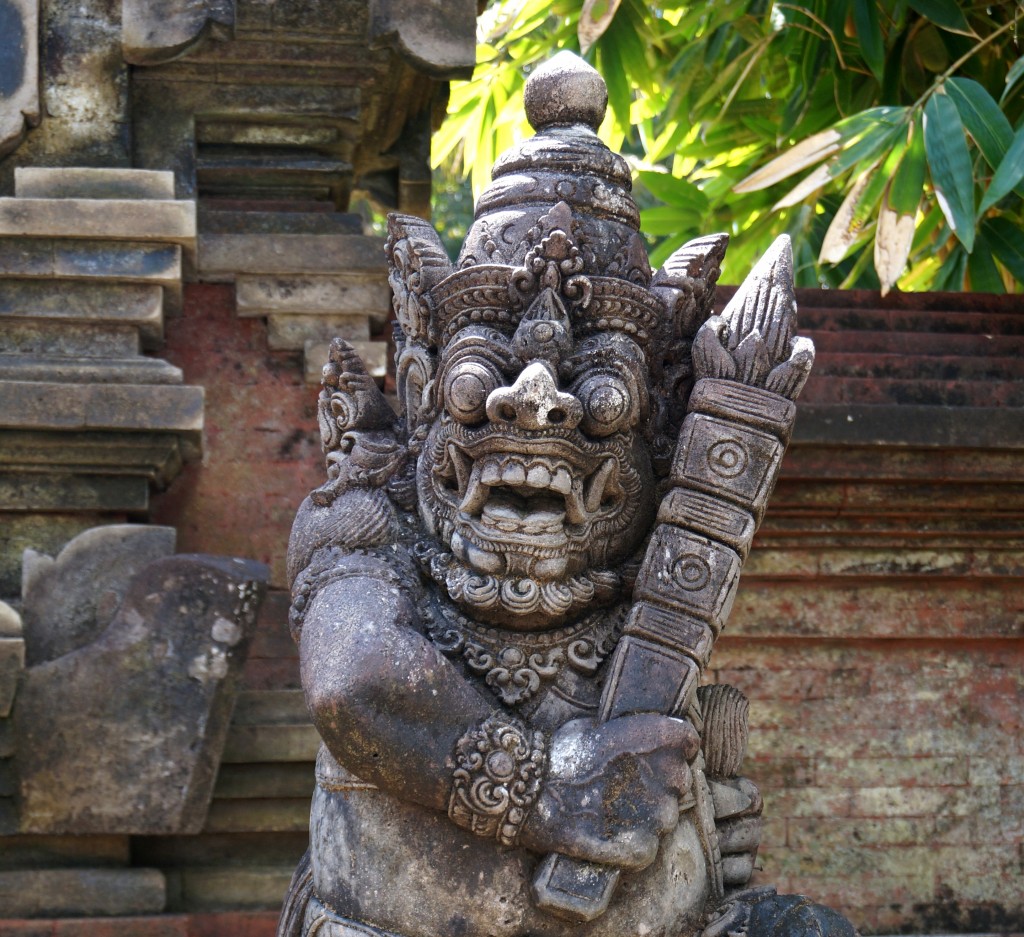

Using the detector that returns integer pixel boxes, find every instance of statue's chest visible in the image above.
[421,597,627,732]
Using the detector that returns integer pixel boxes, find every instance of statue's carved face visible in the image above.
[417,289,657,628]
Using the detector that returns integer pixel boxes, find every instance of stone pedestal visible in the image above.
[0,168,203,595]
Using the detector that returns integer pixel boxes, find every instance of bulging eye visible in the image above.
[575,373,635,436]
[443,359,501,424]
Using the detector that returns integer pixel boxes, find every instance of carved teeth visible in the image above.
[447,443,471,494]
[565,477,587,525]
[503,462,527,486]
[584,458,615,513]
[458,462,488,515]
[526,464,552,489]
[550,467,571,495]
[481,461,502,486]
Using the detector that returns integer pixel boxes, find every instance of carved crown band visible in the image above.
[474,172,640,230]
[428,265,668,353]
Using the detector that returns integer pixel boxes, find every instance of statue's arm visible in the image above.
[299,562,494,811]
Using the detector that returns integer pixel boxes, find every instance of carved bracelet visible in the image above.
[449,714,547,847]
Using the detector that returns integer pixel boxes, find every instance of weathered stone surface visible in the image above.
[0,355,184,385]
[0,473,150,513]
[20,524,176,665]
[0,868,166,918]
[0,199,195,245]
[0,281,164,347]
[266,313,370,351]
[123,0,234,66]
[0,598,20,635]
[198,234,385,279]
[0,0,39,159]
[368,0,477,77]
[0,382,204,440]
[236,274,389,319]
[14,168,177,201]
[15,553,268,834]
[0,321,139,358]
[0,635,23,717]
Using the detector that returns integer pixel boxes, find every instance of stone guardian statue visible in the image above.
[279,50,856,937]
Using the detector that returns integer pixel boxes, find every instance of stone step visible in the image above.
[812,353,1024,382]
[203,798,312,833]
[0,198,195,246]
[232,690,309,726]
[0,321,140,358]
[0,868,166,918]
[15,167,177,201]
[807,330,1022,357]
[236,273,387,319]
[0,381,204,443]
[198,208,363,235]
[221,724,320,764]
[0,355,184,385]
[0,281,165,348]
[198,233,385,280]
[800,376,1024,408]
[212,763,313,800]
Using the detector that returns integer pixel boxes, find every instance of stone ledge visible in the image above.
[794,404,1024,450]
[0,383,204,442]
[15,168,177,201]
[0,911,282,936]
[0,868,166,918]
[0,199,195,247]
[198,234,385,280]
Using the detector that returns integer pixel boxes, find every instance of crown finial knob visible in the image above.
[524,51,608,132]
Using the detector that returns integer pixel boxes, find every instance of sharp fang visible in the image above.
[565,477,587,525]
[458,462,488,515]
[584,459,615,513]
[448,443,471,494]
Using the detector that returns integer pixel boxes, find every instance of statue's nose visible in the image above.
[486,361,582,431]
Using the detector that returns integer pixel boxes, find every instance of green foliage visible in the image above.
[432,1,1024,292]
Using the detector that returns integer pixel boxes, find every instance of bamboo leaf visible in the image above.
[966,231,1005,293]
[635,171,710,210]
[945,77,1013,170]
[906,0,974,36]
[820,173,875,264]
[889,119,926,215]
[734,128,844,192]
[1002,54,1024,103]
[978,122,1024,214]
[923,93,976,252]
[875,190,918,295]
[983,216,1024,282]
[853,0,885,82]
[578,0,622,55]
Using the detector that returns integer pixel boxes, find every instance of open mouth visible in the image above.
[437,446,623,534]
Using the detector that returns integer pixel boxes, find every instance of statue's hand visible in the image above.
[519,714,699,871]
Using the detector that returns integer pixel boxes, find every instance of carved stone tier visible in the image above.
[0,168,203,595]
[199,208,390,385]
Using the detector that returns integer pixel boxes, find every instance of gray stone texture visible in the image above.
[0,867,166,917]
[0,0,40,159]
[15,551,268,834]
[20,524,177,665]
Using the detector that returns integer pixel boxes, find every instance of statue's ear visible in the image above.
[386,213,454,430]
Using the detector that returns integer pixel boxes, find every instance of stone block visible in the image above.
[304,339,387,385]
[14,168,177,201]
[212,763,314,800]
[221,724,321,763]
[0,0,39,159]
[177,866,296,911]
[0,635,25,716]
[0,321,140,358]
[0,282,165,348]
[52,241,183,289]
[266,313,371,350]
[0,868,166,917]
[198,209,362,235]
[657,488,757,559]
[236,274,390,319]
[20,524,176,665]
[0,355,185,385]
[0,198,196,245]
[633,525,743,635]
[15,554,269,834]
[198,234,386,280]
[203,798,312,833]
[231,689,310,725]
[0,382,205,440]
[671,413,784,520]
[0,473,151,513]
[0,834,131,870]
